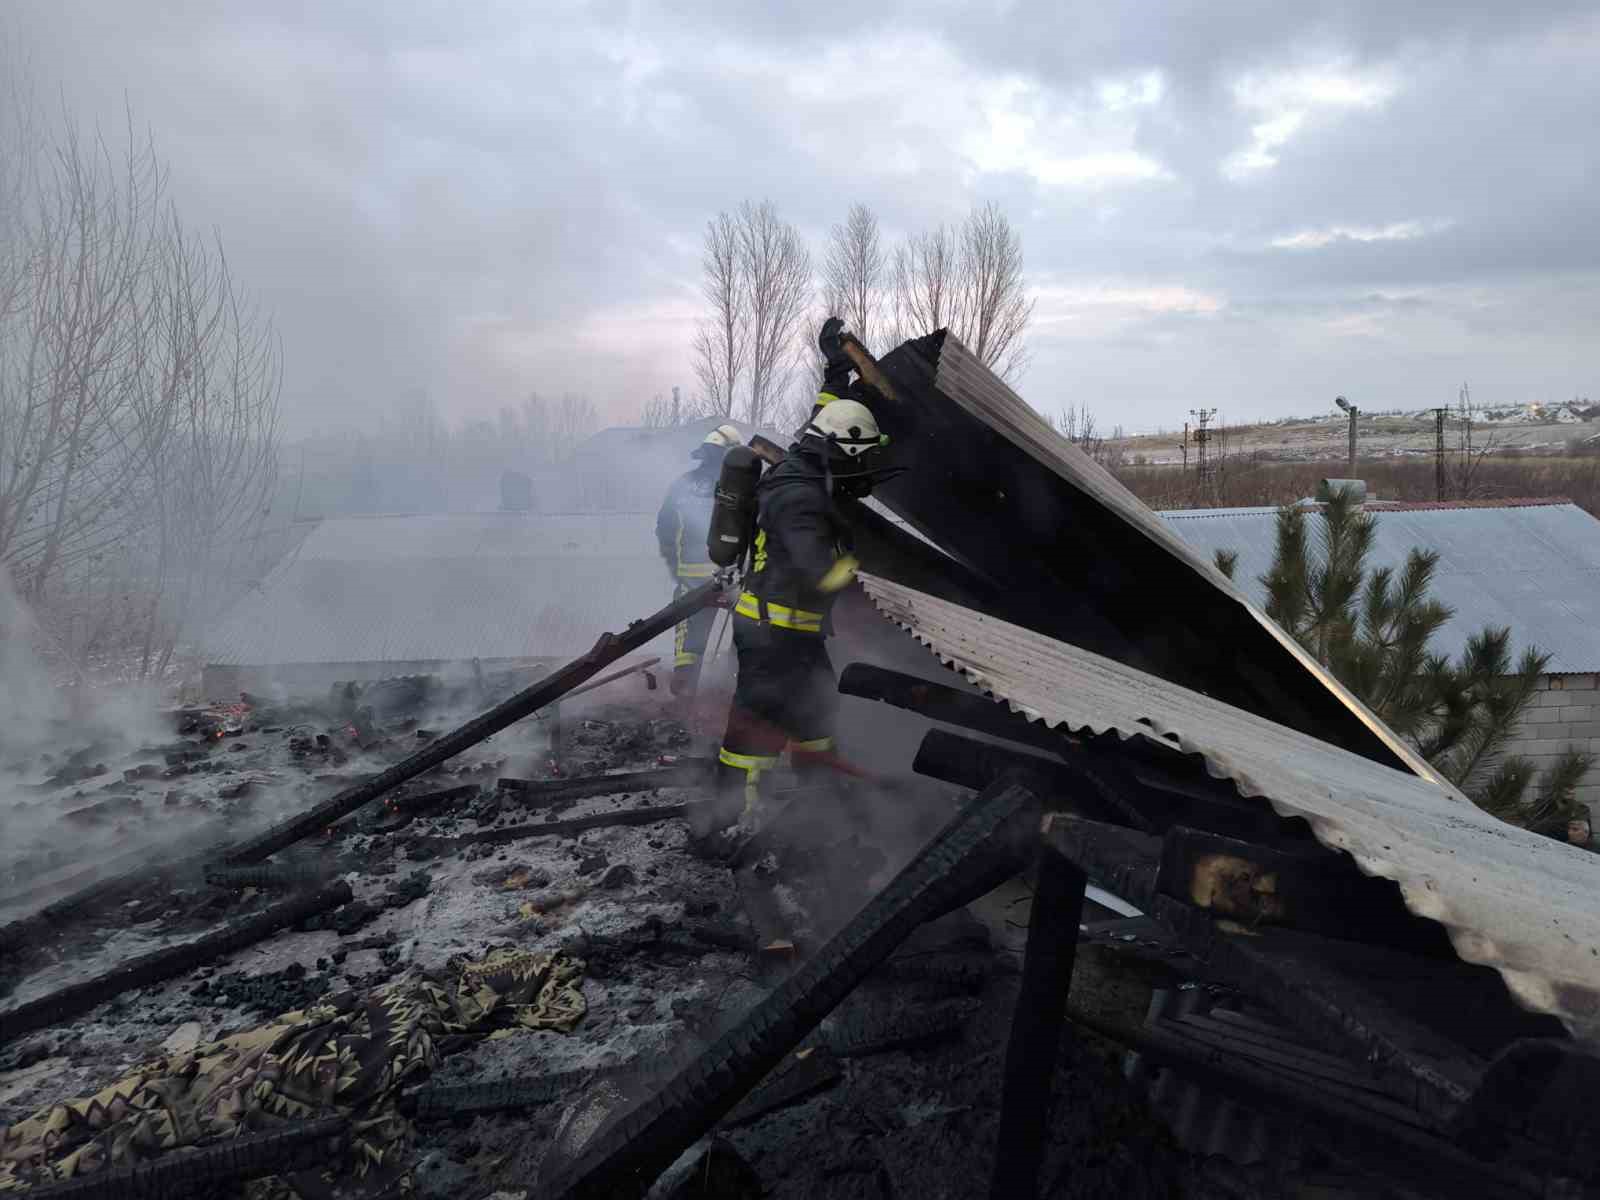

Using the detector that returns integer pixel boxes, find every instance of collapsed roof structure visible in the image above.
[540,331,1600,1196]
[863,330,1600,1031]
[6,331,1599,1199]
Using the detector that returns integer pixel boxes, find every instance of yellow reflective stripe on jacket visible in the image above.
[789,736,835,753]
[674,621,697,667]
[735,592,822,633]
[816,391,841,406]
[751,529,768,573]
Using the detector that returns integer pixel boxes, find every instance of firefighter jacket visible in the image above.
[737,448,852,636]
[656,463,718,580]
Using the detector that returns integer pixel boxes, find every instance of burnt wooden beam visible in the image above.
[989,851,1088,1200]
[912,728,1152,832]
[416,803,688,850]
[1156,826,1457,958]
[1451,1039,1600,1185]
[1040,812,1533,1123]
[496,763,711,807]
[0,882,352,1048]
[541,779,1044,1198]
[1068,1006,1548,1199]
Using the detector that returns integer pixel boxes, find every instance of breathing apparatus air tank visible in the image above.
[707,444,762,567]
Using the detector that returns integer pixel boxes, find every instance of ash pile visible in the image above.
[0,648,1215,1200]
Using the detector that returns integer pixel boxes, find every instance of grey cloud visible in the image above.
[7,0,1596,433]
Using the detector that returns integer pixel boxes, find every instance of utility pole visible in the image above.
[1179,422,1189,473]
[1433,407,1447,500]
[1334,396,1358,476]
[1189,409,1217,483]
[671,385,681,426]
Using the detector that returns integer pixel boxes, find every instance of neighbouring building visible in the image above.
[203,419,786,696]
[1161,497,1600,814]
[202,510,680,696]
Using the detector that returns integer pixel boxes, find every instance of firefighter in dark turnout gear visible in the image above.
[701,389,889,840]
[656,423,742,696]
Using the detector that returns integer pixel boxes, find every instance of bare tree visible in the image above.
[0,49,282,678]
[0,112,171,605]
[891,224,965,346]
[134,219,282,676]
[737,200,812,429]
[955,202,1034,380]
[692,211,745,419]
[891,204,1035,380]
[552,393,599,461]
[639,393,672,429]
[821,203,886,354]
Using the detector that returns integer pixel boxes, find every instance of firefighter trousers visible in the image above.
[671,581,718,695]
[708,615,838,830]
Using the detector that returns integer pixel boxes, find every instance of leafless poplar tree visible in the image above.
[892,223,964,347]
[692,210,745,419]
[956,202,1034,379]
[134,220,282,676]
[639,386,688,428]
[822,203,886,353]
[0,49,282,678]
[0,114,171,605]
[891,203,1035,380]
[738,200,812,429]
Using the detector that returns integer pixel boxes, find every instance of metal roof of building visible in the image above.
[1160,500,1600,673]
[860,570,1600,1039]
[205,512,676,667]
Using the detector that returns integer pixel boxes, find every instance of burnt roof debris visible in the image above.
[867,329,1432,777]
[864,570,1600,1039]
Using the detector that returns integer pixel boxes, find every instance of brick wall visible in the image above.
[1504,673,1600,813]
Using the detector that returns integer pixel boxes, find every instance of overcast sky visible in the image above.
[11,0,1598,436]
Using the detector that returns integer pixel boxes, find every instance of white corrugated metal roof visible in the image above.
[860,570,1600,1039]
[205,512,675,667]
[1162,501,1600,673]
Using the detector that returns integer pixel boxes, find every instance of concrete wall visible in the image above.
[1505,673,1600,813]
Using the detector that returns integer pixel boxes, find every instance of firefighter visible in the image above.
[656,423,742,697]
[697,391,890,847]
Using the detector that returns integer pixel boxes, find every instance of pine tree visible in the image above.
[1216,492,1593,838]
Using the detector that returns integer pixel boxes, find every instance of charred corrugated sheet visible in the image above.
[860,571,1600,1038]
[868,331,1433,777]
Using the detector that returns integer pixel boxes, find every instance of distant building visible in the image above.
[202,511,676,695]
[1162,497,1600,812]
[568,417,751,511]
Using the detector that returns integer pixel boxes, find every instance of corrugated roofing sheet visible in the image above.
[205,512,676,666]
[871,332,1436,780]
[860,571,1600,1039]
[1162,501,1600,673]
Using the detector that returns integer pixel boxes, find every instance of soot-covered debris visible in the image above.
[0,682,1284,1199]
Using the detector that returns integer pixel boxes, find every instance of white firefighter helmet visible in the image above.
[802,398,884,457]
[693,423,742,460]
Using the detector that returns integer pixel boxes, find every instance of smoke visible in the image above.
[0,567,168,758]
[0,566,185,919]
